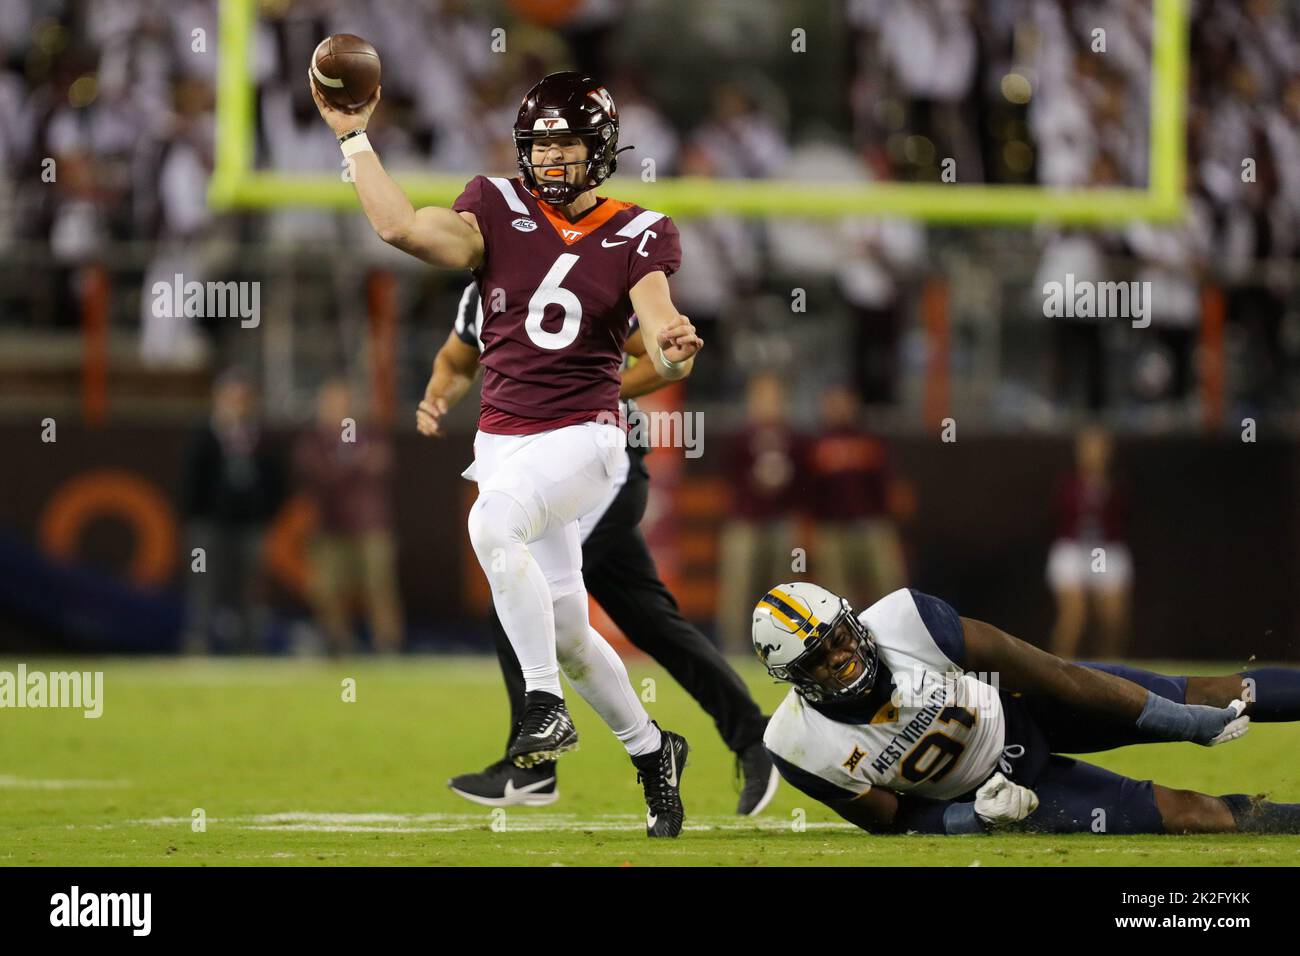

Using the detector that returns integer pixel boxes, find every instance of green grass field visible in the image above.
[2,655,1298,866]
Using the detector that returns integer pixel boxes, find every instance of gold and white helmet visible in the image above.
[752,582,878,703]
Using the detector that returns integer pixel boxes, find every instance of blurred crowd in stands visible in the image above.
[179,371,402,654]
[0,0,1296,425]
[716,374,910,653]
[4,0,1272,653]
[716,374,1134,657]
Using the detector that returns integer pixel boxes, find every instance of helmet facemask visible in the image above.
[514,123,619,206]
[769,602,879,704]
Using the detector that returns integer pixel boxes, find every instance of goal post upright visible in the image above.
[210,0,1188,225]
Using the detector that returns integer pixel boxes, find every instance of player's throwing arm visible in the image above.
[308,71,484,271]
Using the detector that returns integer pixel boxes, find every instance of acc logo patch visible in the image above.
[511,217,537,233]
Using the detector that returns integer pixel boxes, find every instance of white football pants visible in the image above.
[464,421,659,757]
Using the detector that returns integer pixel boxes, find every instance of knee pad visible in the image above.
[467,490,533,559]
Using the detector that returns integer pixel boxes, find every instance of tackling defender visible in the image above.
[752,583,1300,834]
[311,71,701,836]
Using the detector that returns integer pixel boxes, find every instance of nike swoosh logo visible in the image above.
[532,719,559,739]
[504,777,554,798]
[601,239,627,247]
[665,742,678,788]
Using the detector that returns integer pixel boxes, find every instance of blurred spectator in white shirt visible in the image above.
[688,81,789,180]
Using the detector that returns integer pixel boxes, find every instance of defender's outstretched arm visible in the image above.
[960,617,1247,746]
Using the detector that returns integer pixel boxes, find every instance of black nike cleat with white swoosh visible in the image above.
[448,758,558,808]
[508,691,579,768]
[631,723,688,838]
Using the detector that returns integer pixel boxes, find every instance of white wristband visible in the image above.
[658,349,684,373]
[340,132,373,159]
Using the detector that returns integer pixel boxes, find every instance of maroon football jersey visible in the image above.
[452,175,682,435]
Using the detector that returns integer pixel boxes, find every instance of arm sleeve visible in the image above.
[908,589,966,669]
[627,215,682,288]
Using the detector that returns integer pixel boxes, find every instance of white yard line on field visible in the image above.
[0,775,130,789]
[115,811,857,834]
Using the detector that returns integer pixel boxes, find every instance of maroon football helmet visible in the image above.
[514,71,624,206]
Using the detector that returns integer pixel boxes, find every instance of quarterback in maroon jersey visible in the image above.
[311,71,701,836]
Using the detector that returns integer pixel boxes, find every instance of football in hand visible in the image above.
[310,34,381,111]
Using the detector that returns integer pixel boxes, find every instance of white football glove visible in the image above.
[1207,699,1250,746]
[974,772,1039,827]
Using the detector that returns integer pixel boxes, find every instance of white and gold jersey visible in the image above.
[763,589,1007,802]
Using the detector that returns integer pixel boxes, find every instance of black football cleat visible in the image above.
[508,691,579,768]
[735,741,780,816]
[632,724,688,838]
[448,758,558,808]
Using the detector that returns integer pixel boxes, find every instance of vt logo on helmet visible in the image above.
[513,71,628,206]
[752,582,879,703]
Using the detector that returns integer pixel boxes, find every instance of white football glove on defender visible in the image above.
[974,772,1039,827]
[1207,699,1250,746]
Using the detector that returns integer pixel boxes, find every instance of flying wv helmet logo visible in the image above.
[587,87,615,117]
[759,588,825,645]
[756,641,779,664]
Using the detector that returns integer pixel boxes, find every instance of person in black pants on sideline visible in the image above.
[423,283,777,815]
